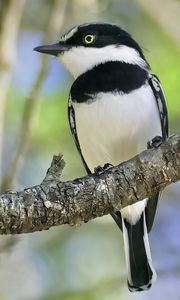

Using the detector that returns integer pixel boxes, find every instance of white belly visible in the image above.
[73,85,161,172]
[73,85,162,223]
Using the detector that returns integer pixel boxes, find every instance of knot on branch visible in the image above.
[43,154,65,182]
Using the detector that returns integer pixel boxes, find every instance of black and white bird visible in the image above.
[34,22,168,292]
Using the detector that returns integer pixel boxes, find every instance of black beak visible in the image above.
[33,42,70,56]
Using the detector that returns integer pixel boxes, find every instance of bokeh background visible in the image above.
[0,0,180,299]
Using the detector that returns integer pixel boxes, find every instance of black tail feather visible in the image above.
[124,215,153,290]
[112,211,156,291]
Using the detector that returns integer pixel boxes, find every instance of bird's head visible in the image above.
[34,22,148,78]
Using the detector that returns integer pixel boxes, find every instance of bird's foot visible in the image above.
[147,135,163,149]
[94,163,113,175]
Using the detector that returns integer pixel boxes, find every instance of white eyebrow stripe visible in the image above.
[60,27,78,42]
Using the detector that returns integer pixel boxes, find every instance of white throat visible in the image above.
[58,45,147,78]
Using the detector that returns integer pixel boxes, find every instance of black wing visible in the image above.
[149,74,168,140]
[145,74,169,232]
[68,97,91,174]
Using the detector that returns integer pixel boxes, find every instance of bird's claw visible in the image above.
[94,163,113,175]
[147,135,163,149]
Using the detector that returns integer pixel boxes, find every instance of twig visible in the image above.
[0,133,179,235]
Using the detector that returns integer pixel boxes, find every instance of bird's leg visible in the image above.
[147,135,163,149]
[94,163,113,175]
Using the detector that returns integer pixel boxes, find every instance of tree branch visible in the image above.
[0,134,179,235]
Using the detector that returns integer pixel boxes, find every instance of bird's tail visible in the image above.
[121,211,157,292]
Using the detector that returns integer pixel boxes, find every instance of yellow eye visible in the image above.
[83,34,95,45]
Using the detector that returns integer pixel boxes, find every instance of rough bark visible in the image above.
[0,134,179,235]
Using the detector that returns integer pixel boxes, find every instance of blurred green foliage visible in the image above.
[2,1,180,300]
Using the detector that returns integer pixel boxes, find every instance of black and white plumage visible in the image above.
[34,22,168,292]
